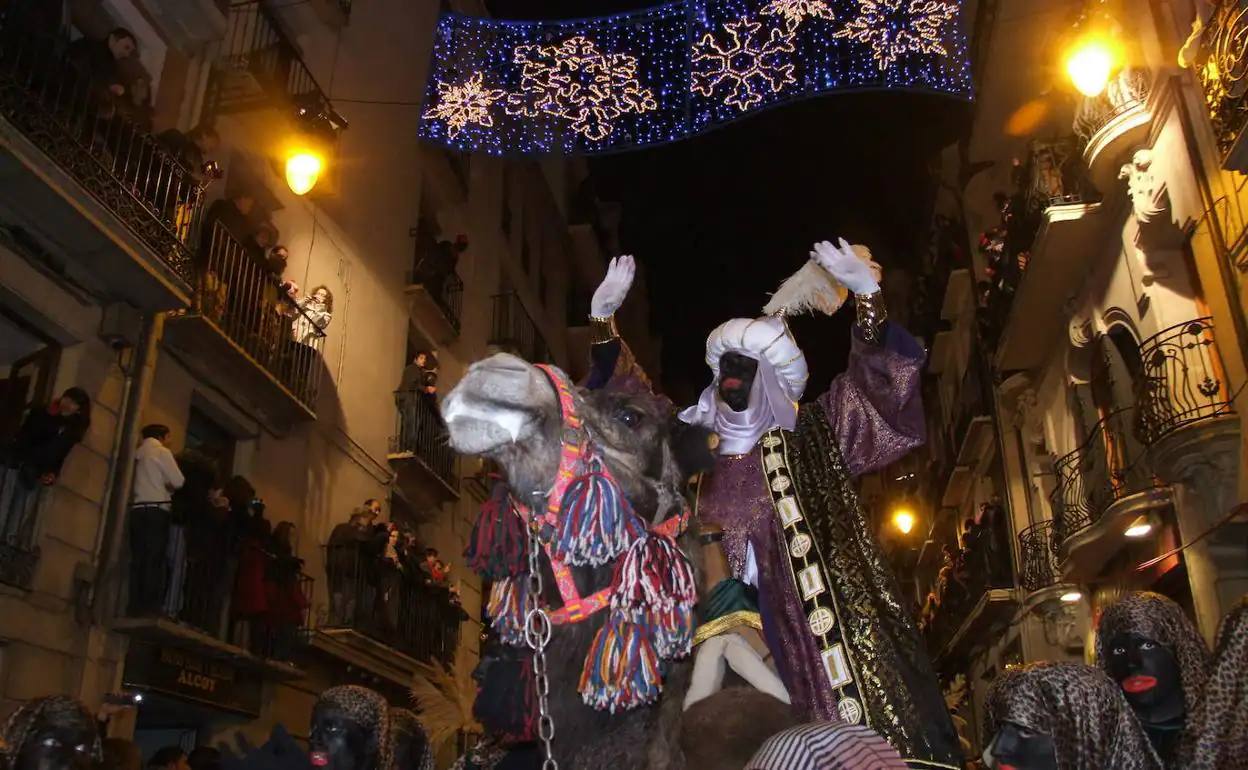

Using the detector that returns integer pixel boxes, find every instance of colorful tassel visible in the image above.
[554,457,643,566]
[645,605,695,660]
[486,576,529,647]
[610,533,698,617]
[578,615,662,712]
[464,480,527,579]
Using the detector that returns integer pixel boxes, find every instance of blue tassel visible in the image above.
[486,576,528,647]
[555,459,643,566]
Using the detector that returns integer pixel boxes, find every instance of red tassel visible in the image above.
[486,576,528,646]
[464,481,527,579]
[610,533,697,617]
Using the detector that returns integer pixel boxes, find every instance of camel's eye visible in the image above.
[613,406,642,428]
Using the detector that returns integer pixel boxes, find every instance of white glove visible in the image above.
[590,254,636,318]
[811,238,880,295]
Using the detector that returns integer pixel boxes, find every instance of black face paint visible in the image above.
[990,722,1057,770]
[14,716,97,770]
[717,352,758,412]
[309,705,373,770]
[1105,632,1185,724]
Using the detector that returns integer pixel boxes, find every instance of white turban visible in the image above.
[678,316,807,455]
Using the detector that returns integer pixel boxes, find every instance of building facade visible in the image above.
[0,0,646,755]
[875,0,1248,756]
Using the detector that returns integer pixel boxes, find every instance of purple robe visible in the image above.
[697,325,925,722]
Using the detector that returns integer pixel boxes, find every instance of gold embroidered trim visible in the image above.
[692,610,764,646]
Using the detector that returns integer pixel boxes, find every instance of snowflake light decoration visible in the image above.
[761,0,835,31]
[833,0,958,71]
[422,72,505,138]
[504,35,657,142]
[691,18,798,111]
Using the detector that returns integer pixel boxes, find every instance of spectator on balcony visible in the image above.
[232,502,272,654]
[326,501,380,624]
[200,192,257,261]
[293,285,333,345]
[128,424,185,615]
[65,28,137,116]
[177,451,230,634]
[421,547,449,585]
[247,222,279,267]
[157,124,220,182]
[117,73,153,131]
[265,521,308,660]
[1,387,91,542]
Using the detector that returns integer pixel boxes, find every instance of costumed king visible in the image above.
[590,239,960,767]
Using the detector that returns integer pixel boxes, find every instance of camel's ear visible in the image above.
[669,419,718,482]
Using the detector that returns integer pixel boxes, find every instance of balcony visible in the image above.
[0,11,206,310]
[0,475,43,589]
[1051,406,1170,579]
[488,292,550,363]
[313,545,463,682]
[1017,520,1061,594]
[1136,317,1236,445]
[923,512,1016,666]
[1073,67,1153,190]
[163,221,325,425]
[389,391,458,507]
[209,1,338,120]
[1193,0,1248,172]
[991,138,1104,370]
[404,235,464,345]
[115,537,312,680]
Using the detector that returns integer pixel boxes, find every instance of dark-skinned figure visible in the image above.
[1096,591,1211,767]
[585,241,960,767]
[309,686,390,770]
[0,696,100,770]
[984,662,1162,770]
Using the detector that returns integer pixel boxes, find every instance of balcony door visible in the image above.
[1089,326,1145,497]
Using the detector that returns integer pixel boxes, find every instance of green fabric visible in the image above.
[700,578,758,623]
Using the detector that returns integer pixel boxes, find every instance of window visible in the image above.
[185,406,236,480]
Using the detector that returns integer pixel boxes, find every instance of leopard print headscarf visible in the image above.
[0,696,102,767]
[388,708,433,770]
[316,686,392,770]
[1095,592,1211,722]
[984,662,1162,770]
[1186,597,1248,770]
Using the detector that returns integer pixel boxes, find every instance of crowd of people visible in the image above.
[326,499,465,652]
[127,424,309,661]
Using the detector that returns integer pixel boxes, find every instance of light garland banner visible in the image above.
[419,0,972,155]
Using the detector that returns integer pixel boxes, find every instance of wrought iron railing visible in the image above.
[0,466,43,588]
[1051,406,1155,544]
[195,221,326,411]
[392,390,457,490]
[1135,317,1235,444]
[126,525,314,661]
[489,291,550,363]
[0,10,205,283]
[1194,0,1248,159]
[1073,67,1152,146]
[1018,520,1061,593]
[214,1,336,115]
[406,263,464,334]
[323,544,463,664]
[1021,137,1093,210]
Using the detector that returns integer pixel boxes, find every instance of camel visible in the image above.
[442,353,798,770]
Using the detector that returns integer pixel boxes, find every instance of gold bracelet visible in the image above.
[589,314,619,344]
[855,291,887,345]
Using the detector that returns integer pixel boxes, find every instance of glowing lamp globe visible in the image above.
[892,509,916,535]
[286,151,323,195]
[1059,591,1083,603]
[1066,38,1118,97]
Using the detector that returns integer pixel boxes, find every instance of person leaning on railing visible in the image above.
[0,388,91,543]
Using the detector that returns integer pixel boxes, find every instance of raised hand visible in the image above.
[590,254,636,318]
[810,238,880,295]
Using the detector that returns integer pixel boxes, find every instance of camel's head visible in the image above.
[442,353,701,524]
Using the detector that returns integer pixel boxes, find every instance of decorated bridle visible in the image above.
[467,364,695,713]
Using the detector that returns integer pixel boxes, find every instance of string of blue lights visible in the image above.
[419,0,973,156]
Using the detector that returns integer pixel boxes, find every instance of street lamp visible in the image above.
[1066,35,1120,97]
[891,507,916,535]
[285,149,324,196]
[1059,590,1083,603]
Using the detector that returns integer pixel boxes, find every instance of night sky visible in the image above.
[487,0,971,403]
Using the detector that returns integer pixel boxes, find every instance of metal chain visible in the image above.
[523,518,557,770]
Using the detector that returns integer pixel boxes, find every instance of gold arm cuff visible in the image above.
[692,610,764,646]
[855,290,887,345]
[589,314,619,345]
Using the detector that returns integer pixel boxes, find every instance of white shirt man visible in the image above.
[133,430,184,508]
